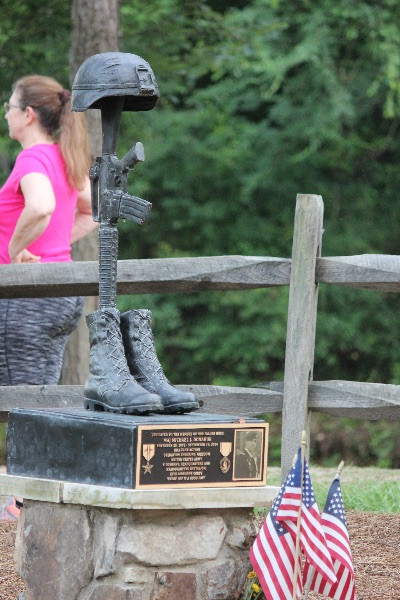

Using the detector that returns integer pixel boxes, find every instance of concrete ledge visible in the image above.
[0,473,278,510]
[0,473,62,503]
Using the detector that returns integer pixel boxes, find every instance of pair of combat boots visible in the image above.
[84,308,199,414]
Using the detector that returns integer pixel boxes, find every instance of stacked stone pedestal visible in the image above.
[16,501,255,600]
[0,474,279,600]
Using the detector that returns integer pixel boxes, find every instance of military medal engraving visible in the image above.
[136,422,268,489]
[142,444,155,474]
[219,442,232,474]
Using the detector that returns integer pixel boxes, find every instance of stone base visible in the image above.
[1,472,279,600]
[15,500,261,600]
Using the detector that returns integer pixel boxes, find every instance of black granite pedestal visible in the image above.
[7,408,267,489]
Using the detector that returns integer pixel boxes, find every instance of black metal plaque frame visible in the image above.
[136,422,269,489]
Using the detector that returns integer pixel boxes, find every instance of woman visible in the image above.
[0,75,97,385]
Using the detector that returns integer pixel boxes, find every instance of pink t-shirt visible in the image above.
[0,144,78,263]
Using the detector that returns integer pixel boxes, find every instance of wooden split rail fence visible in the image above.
[1,194,400,478]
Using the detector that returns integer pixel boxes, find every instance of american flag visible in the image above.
[302,476,357,599]
[276,450,337,588]
[250,461,303,599]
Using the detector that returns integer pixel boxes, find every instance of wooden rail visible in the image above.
[0,255,291,298]
[1,194,400,479]
[3,253,400,299]
[317,254,400,292]
[0,385,282,423]
[2,380,399,424]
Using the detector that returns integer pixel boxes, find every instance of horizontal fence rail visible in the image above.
[271,380,400,421]
[2,254,400,299]
[317,254,400,292]
[0,385,282,423]
[1,380,399,423]
[0,256,291,298]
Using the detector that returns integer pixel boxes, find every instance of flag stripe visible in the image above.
[250,514,301,600]
[258,519,294,595]
[276,461,337,587]
[323,514,354,570]
[280,505,337,584]
[299,511,338,584]
[325,536,353,571]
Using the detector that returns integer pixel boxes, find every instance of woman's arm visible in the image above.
[70,176,98,244]
[8,172,56,263]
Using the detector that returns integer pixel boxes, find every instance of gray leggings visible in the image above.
[0,296,83,385]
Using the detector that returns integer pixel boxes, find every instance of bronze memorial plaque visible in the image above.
[136,422,269,489]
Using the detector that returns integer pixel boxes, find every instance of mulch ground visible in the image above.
[308,511,400,600]
[0,511,399,600]
[0,520,24,600]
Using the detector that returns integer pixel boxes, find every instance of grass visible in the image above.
[266,465,400,513]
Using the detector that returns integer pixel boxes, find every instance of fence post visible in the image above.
[281,194,324,479]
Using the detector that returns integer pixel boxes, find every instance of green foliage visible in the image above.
[119,288,288,386]
[344,480,400,513]
[0,0,71,183]
[0,1,70,91]
[241,571,263,600]
[116,0,400,407]
[262,413,400,469]
[309,414,400,468]
[315,287,400,383]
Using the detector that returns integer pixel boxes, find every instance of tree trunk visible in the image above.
[60,0,120,384]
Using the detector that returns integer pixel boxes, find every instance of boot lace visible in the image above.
[136,316,168,383]
[102,316,132,392]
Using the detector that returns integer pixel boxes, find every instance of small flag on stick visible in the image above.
[250,454,303,599]
[276,448,337,590]
[302,462,357,600]
[250,434,337,599]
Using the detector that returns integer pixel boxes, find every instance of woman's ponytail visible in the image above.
[58,94,91,189]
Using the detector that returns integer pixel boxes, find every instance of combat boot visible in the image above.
[84,308,163,414]
[120,309,200,413]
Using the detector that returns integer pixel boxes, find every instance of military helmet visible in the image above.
[71,52,159,112]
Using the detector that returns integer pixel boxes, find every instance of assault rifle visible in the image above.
[89,98,152,308]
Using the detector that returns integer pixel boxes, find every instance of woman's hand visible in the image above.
[9,248,41,263]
